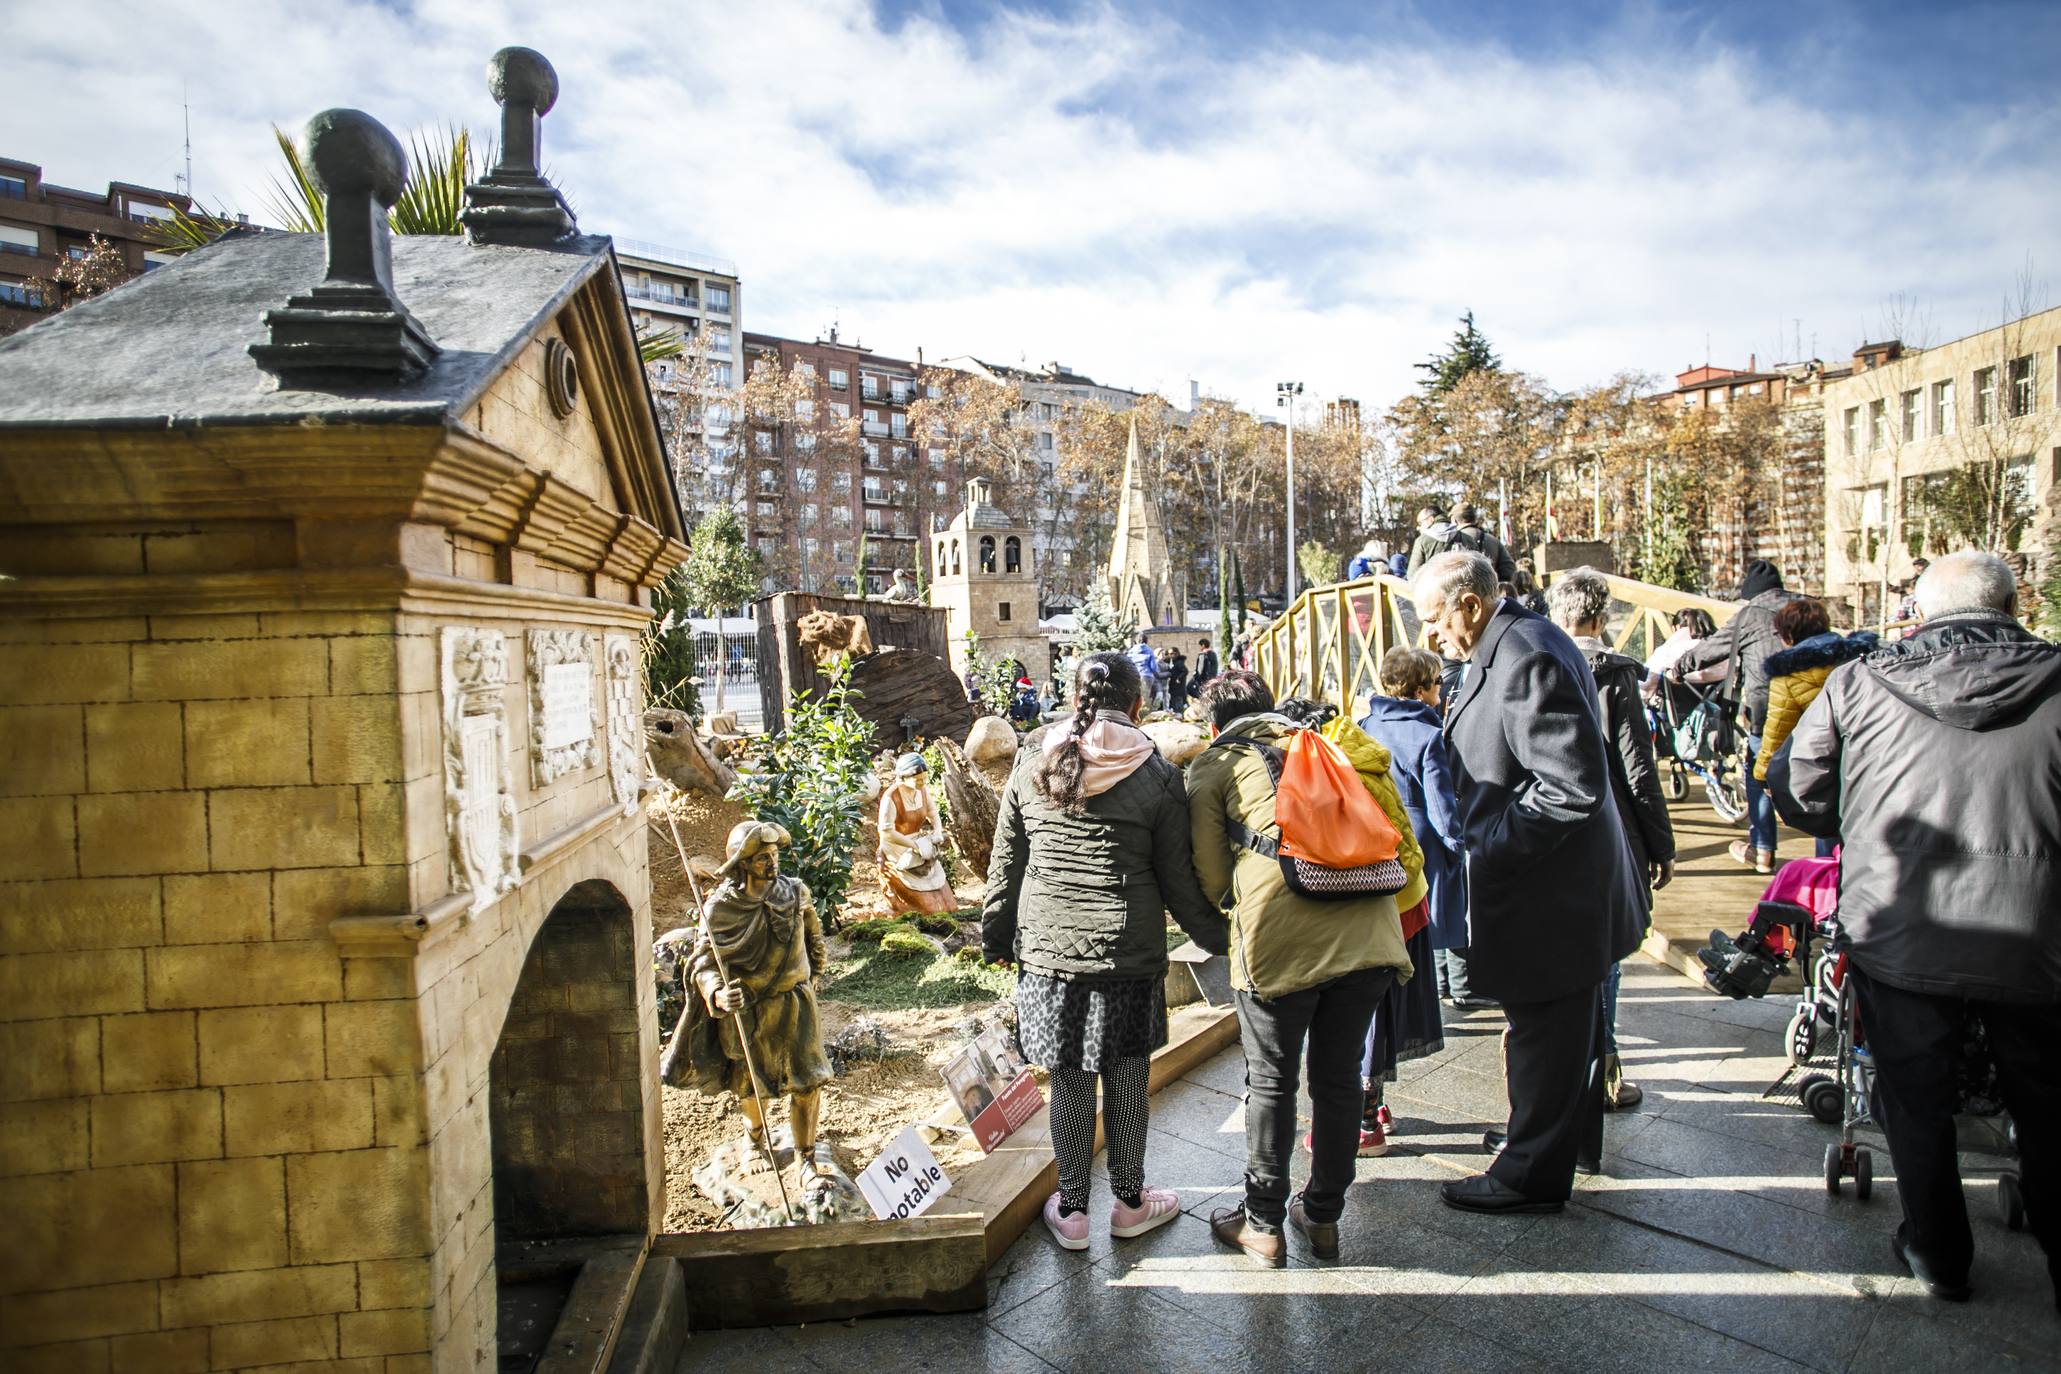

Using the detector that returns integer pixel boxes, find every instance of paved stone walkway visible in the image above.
[676,958,2053,1373]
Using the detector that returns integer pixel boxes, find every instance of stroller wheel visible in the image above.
[1705,772,1746,824]
[1785,1008,1817,1066]
[1665,765,1688,801]
[1999,1172,2027,1232]
[1853,1147,1873,1200]
[1801,1076,1843,1125]
[1823,1142,1843,1195]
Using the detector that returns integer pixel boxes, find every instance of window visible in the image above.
[864,511,889,534]
[796,399,815,421]
[795,431,816,452]
[1859,484,1886,530]
[126,201,173,225]
[710,363,732,387]
[864,441,883,468]
[753,430,773,454]
[998,602,1012,622]
[1005,536,1022,573]
[833,540,851,564]
[755,499,776,520]
[1975,367,1997,425]
[830,401,849,420]
[893,512,912,537]
[892,444,908,465]
[831,505,852,528]
[0,223,40,256]
[863,408,880,425]
[926,382,942,399]
[828,368,849,390]
[892,478,909,501]
[862,477,888,503]
[890,380,911,403]
[831,471,851,495]
[928,447,945,470]
[1037,431,1055,452]
[1867,399,1887,450]
[705,284,731,313]
[795,361,815,381]
[861,374,881,400]
[1931,379,1955,436]
[950,539,961,575]
[795,467,818,493]
[932,479,948,498]
[803,536,820,563]
[0,278,39,307]
[756,468,779,494]
[1900,389,1921,443]
[708,324,731,354]
[0,176,25,199]
[2009,355,2034,417]
[800,503,819,526]
[1842,407,1859,457]
[890,414,907,438]
[979,536,996,573]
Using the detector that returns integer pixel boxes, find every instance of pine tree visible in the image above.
[1217,558,1234,657]
[681,507,763,714]
[1073,582,1129,654]
[1233,553,1248,635]
[1414,309,1500,398]
[853,532,871,597]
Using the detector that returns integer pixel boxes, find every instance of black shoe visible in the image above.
[1482,1130,1508,1155]
[1892,1229,1971,1302]
[1576,1153,1603,1177]
[1448,996,1501,1010]
[1440,1174,1564,1215]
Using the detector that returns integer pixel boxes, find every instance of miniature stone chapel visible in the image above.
[0,48,687,1374]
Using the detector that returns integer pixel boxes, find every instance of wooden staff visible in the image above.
[649,771,796,1220]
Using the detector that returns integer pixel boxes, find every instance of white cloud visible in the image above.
[11,0,2059,411]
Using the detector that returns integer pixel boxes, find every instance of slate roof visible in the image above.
[945,502,1021,533]
[0,230,614,430]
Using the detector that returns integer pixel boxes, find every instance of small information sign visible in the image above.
[856,1126,951,1222]
[539,662,594,750]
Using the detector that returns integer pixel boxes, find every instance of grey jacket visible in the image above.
[981,724,1229,980]
[1442,600,1645,1003]
[1679,586,1803,733]
[1770,611,2061,1003]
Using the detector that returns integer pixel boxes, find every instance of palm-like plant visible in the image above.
[151,124,487,251]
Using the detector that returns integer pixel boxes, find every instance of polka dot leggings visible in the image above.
[1049,1056,1151,1215]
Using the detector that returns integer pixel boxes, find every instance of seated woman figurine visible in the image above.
[878,753,959,916]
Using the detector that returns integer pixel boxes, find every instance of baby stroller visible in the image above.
[1649,678,1748,823]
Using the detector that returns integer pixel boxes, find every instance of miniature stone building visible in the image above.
[0,51,687,1374]
[1106,415,1187,630]
[927,478,1049,683]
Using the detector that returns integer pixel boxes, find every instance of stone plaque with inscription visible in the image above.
[528,629,600,787]
[441,627,520,912]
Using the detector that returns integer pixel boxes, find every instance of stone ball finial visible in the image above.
[487,47,559,114]
[302,109,408,208]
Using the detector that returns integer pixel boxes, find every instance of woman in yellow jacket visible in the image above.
[1752,598,1876,858]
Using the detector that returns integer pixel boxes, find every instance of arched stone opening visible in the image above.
[489,878,649,1241]
[978,536,996,573]
[1004,536,1021,573]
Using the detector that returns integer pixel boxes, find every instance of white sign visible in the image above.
[856,1126,951,1222]
[539,662,594,750]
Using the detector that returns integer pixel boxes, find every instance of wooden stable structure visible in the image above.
[753,591,970,742]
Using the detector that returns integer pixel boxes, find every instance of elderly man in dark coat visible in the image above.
[1771,552,2061,1306]
[1411,552,1645,1213]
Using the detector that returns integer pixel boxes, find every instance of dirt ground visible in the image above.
[648,791,1001,1233]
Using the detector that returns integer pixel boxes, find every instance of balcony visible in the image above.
[613,238,738,277]
[861,420,889,437]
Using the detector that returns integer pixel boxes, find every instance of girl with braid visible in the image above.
[982,650,1229,1251]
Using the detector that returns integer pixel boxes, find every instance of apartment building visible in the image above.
[0,157,193,335]
[616,239,741,382]
[1823,307,2061,622]
[1649,354,1832,594]
[739,330,934,594]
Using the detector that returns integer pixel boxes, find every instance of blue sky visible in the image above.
[12,0,2060,413]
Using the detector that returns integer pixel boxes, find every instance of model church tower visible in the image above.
[929,477,1048,683]
[1106,414,1187,629]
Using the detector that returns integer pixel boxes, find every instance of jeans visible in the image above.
[1848,965,2060,1290]
[1743,732,1777,854]
[1434,946,1475,999]
[1236,966,1392,1227]
[1601,960,1623,1055]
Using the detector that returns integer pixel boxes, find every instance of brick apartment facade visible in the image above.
[0,157,195,336]
[740,331,958,594]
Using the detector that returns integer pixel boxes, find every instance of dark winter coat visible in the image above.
[981,730,1228,980]
[1359,695,1468,950]
[1441,600,1645,1002]
[1577,640,1675,913]
[1192,648,1220,687]
[1677,586,1804,734]
[1447,522,1518,584]
[1770,611,2061,1004]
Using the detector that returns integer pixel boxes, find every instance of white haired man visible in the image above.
[1772,551,2061,1307]
[1411,552,1645,1213]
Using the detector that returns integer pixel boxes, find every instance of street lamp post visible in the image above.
[1277,380,1302,601]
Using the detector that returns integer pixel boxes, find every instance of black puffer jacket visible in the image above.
[1770,611,2061,1003]
[981,725,1228,980]
[1578,641,1676,909]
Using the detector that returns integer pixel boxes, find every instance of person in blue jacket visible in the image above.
[1360,646,1470,1023]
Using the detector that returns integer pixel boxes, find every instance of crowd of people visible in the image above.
[978,546,2057,1312]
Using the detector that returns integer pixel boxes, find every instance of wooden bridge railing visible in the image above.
[1251,569,1740,718]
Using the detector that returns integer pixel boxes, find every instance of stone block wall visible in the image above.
[0,608,436,1374]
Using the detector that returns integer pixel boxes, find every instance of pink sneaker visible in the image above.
[1376,1105,1394,1131]
[1042,1191,1089,1251]
[1110,1186,1181,1239]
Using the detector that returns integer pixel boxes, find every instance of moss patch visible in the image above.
[825,941,1014,1010]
